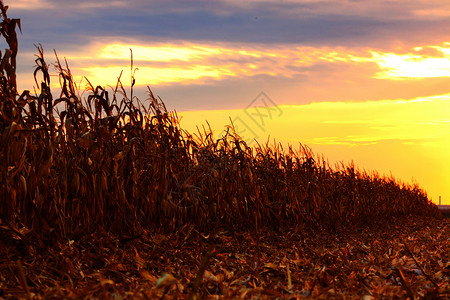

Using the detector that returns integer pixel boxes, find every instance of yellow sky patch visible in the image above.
[99,43,222,62]
[81,65,231,86]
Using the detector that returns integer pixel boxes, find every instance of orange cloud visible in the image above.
[10,0,49,9]
[57,41,374,87]
[45,40,450,89]
[413,9,450,17]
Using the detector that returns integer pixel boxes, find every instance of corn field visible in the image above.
[0,2,440,242]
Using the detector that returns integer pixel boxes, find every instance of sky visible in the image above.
[7,0,450,205]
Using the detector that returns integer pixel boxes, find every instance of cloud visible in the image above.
[15,38,450,112]
[11,0,126,10]
[7,0,51,10]
[41,40,450,89]
[11,0,450,112]
[370,44,450,79]
[81,65,227,86]
[46,41,369,85]
[11,0,450,53]
[220,0,450,19]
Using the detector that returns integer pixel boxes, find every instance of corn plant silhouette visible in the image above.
[0,0,441,246]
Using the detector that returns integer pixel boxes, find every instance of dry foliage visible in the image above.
[0,2,447,298]
[0,3,440,238]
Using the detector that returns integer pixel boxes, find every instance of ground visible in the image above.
[1,218,448,299]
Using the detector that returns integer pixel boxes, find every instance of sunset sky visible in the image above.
[10,0,450,204]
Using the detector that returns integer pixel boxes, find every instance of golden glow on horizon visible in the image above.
[280,95,450,146]
[178,94,450,205]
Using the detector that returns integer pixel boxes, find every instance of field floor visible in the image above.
[1,218,448,299]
